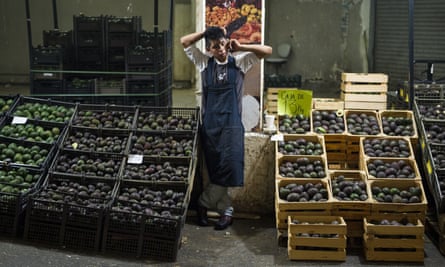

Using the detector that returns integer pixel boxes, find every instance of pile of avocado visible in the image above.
[0,167,40,194]
[12,102,75,123]
[0,142,49,167]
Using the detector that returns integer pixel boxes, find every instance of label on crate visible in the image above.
[12,116,27,124]
[128,154,143,164]
[271,133,284,141]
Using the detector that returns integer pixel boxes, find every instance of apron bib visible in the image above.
[201,57,244,187]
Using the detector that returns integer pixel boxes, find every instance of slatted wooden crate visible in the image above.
[363,215,424,262]
[287,215,346,261]
[329,170,371,220]
[275,179,332,230]
[369,180,427,222]
[324,134,347,164]
[266,88,280,115]
[276,155,329,180]
[341,73,388,110]
[275,134,326,158]
[379,110,418,149]
[363,157,421,181]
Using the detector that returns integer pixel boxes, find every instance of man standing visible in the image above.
[180,26,272,230]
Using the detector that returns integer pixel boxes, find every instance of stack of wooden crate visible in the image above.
[274,104,426,262]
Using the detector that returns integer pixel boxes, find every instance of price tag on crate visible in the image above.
[12,116,27,124]
[128,154,143,164]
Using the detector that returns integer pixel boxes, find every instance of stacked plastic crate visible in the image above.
[16,102,199,261]
[0,96,74,236]
[414,98,445,254]
[125,30,173,106]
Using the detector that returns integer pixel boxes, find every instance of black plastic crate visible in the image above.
[125,95,168,107]
[49,149,124,179]
[102,232,180,261]
[424,143,445,212]
[413,98,445,121]
[265,74,302,88]
[72,103,136,129]
[107,32,136,48]
[94,78,126,94]
[75,47,104,66]
[127,130,196,158]
[134,106,199,132]
[0,95,19,118]
[24,173,117,251]
[0,166,44,236]
[125,78,156,94]
[43,30,73,48]
[126,46,156,66]
[102,180,188,260]
[64,78,95,94]
[75,31,103,48]
[0,136,55,170]
[104,181,190,243]
[31,46,64,65]
[32,79,64,95]
[398,81,445,101]
[105,16,141,33]
[0,115,66,145]
[9,96,76,124]
[60,126,130,155]
[31,62,64,80]
[121,156,192,184]
[418,120,445,149]
[74,15,105,32]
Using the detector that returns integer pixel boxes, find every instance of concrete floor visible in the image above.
[1,84,444,266]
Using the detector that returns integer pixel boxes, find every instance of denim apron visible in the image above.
[201,56,244,187]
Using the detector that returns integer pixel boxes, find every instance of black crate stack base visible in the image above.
[0,95,199,261]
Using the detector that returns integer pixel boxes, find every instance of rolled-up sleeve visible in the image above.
[234,52,260,74]
[184,46,209,72]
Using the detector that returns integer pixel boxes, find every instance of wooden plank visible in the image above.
[341,83,388,93]
[288,249,346,261]
[344,101,387,110]
[341,91,387,102]
[341,73,388,83]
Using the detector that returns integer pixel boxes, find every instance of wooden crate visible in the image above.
[329,170,372,220]
[325,134,347,163]
[379,110,419,146]
[363,215,424,262]
[346,219,364,238]
[369,180,427,220]
[311,109,346,135]
[287,215,346,261]
[276,155,329,180]
[345,110,382,142]
[359,136,415,164]
[363,157,421,181]
[275,179,332,230]
[266,88,279,115]
[275,134,326,158]
[341,73,388,111]
[312,98,344,110]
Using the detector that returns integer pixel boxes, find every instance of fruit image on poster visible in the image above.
[205,0,262,44]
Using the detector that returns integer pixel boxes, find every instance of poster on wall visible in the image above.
[205,0,264,131]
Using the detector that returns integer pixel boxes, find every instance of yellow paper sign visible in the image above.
[426,160,432,175]
[277,89,313,117]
